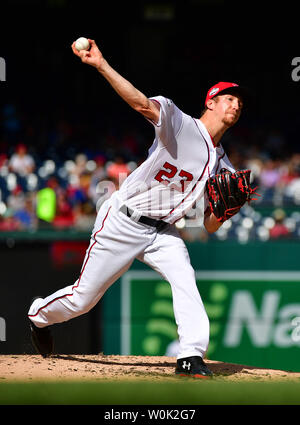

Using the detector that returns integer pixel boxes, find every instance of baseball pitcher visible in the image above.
[28,39,256,378]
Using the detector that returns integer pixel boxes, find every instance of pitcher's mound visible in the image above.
[0,354,299,381]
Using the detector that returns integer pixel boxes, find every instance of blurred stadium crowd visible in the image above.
[0,101,300,242]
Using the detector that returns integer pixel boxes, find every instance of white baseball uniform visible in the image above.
[28,96,235,360]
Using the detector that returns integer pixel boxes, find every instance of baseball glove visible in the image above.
[205,169,259,223]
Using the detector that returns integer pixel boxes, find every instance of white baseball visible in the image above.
[75,37,90,51]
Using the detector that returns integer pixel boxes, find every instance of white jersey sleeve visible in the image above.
[217,152,236,174]
[148,96,183,147]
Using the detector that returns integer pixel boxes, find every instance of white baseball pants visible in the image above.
[28,192,209,359]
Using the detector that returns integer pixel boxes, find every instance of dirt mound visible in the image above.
[0,354,299,381]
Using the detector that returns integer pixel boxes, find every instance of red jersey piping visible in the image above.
[28,207,111,319]
[161,119,210,220]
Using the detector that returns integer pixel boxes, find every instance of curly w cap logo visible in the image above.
[209,88,219,96]
[0,57,6,81]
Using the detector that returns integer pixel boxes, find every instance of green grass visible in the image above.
[1,379,300,405]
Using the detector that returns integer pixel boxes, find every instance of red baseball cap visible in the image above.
[204,82,247,106]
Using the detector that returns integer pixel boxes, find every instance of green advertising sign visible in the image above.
[120,271,300,372]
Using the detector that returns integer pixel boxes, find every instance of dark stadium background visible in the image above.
[1,1,300,155]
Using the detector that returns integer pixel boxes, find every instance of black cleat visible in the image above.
[29,319,54,358]
[175,356,213,379]
[28,297,54,358]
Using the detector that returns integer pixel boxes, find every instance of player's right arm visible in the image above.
[71,39,160,124]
